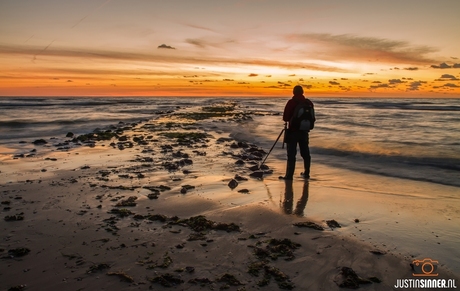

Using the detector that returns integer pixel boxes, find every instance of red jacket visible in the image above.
[283,94,315,130]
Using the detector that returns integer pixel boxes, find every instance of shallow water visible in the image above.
[1,96,459,186]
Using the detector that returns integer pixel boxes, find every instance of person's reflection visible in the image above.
[282,179,309,216]
[294,180,309,216]
[282,179,294,214]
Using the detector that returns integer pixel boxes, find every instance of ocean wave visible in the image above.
[312,146,460,187]
[314,99,460,112]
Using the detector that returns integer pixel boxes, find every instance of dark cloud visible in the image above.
[454,63,460,68]
[277,81,290,87]
[67,80,73,82]
[223,79,234,81]
[289,74,296,76]
[304,84,313,89]
[440,74,459,80]
[341,78,348,80]
[442,83,460,88]
[329,81,340,85]
[372,81,382,83]
[389,79,404,84]
[248,73,258,77]
[158,44,175,50]
[404,67,418,71]
[431,62,451,69]
[238,82,249,84]
[370,83,390,89]
[407,81,426,91]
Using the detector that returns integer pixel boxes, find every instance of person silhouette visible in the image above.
[280,85,315,180]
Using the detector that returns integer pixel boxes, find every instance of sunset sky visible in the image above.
[1,0,459,97]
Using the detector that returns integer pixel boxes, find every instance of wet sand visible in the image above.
[1,108,459,290]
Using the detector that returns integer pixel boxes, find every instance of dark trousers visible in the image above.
[285,129,310,176]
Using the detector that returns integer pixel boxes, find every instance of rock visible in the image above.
[234,174,248,181]
[326,219,341,229]
[249,170,272,179]
[181,185,195,194]
[8,248,30,257]
[66,132,74,138]
[293,221,324,231]
[336,267,372,288]
[228,179,238,189]
[248,164,269,171]
[369,249,386,255]
[32,139,48,145]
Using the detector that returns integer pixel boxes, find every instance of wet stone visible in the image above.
[326,219,341,229]
[293,221,324,231]
[228,179,238,189]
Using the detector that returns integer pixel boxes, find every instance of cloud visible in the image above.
[329,81,340,85]
[389,79,404,84]
[186,39,206,49]
[439,74,459,80]
[407,81,426,91]
[248,73,258,77]
[370,83,390,89]
[454,63,460,68]
[158,44,175,50]
[277,81,290,87]
[288,33,438,65]
[442,83,460,88]
[431,62,451,69]
[372,81,382,83]
[181,23,219,34]
[185,37,236,50]
[404,67,418,71]
[0,44,353,75]
[223,79,234,81]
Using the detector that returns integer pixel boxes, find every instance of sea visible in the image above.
[1,96,459,188]
[1,96,460,274]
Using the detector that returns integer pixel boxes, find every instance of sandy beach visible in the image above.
[1,104,459,291]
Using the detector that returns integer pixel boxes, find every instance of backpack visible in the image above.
[290,99,315,131]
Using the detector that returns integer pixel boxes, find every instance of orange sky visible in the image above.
[0,0,459,97]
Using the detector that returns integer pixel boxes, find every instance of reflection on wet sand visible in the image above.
[281,179,309,216]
